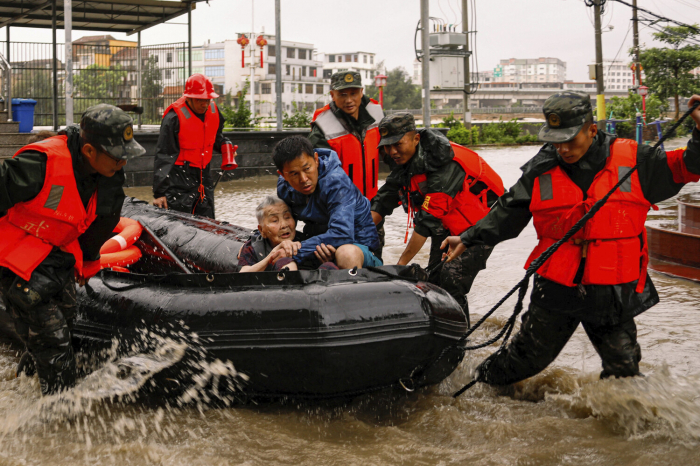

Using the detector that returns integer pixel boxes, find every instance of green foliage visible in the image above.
[446,125,480,145]
[283,102,312,128]
[638,25,700,119]
[365,67,422,110]
[605,91,667,137]
[481,118,522,144]
[141,56,163,124]
[220,80,256,128]
[73,64,127,99]
[441,112,462,129]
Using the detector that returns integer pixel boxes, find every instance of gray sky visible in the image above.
[4,0,699,82]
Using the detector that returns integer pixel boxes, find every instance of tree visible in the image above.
[283,102,312,128]
[365,67,422,110]
[219,80,255,128]
[73,64,127,111]
[141,56,163,124]
[639,25,700,120]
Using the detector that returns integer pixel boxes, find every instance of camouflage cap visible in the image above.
[377,113,417,147]
[330,71,363,91]
[538,91,593,143]
[80,104,146,160]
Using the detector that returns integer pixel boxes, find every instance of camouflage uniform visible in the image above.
[461,92,700,384]
[371,114,498,318]
[0,105,144,394]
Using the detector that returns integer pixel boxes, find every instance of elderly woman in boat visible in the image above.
[238,196,338,272]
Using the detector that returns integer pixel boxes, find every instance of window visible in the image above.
[323,69,332,79]
[353,55,358,62]
[299,49,307,60]
[298,84,304,93]
[254,82,260,94]
[286,64,290,75]
[167,52,172,63]
[302,66,307,77]
[154,55,159,63]
[205,66,224,77]
[268,45,276,57]
[310,67,316,77]
[205,49,224,60]
[363,55,367,64]
[345,54,352,62]
[306,84,313,94]
[165,69,172,79]
[262,83,271,94]
[316,84,324,94]
[329,55,335,63]
[370,56,374,64]
[287,47,295,58]
[338,55,343,62]
[269,63,276,75]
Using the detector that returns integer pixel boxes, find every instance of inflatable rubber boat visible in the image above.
[12,199,471,399]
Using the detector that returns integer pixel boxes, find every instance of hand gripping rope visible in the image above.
[451,102,700,398]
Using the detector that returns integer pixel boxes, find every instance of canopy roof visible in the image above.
[0,0,202,35]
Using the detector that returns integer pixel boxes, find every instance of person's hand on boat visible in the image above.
[314,243,336,263]
[440,236,467,262]
[153,196,168,209]
[269,240,301,264]
[690,95,700,130]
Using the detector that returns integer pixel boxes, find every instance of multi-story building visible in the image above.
[598,59,643,91]
[72,35,136,68]
[321,51,381,87]
[494,57,566,84]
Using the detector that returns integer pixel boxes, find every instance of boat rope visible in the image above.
[449,102,700,398]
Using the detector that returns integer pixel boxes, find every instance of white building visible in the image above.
[495,57,566,84]
[598,59,643,92]
[183,36,330,117]
[321,51,382,87]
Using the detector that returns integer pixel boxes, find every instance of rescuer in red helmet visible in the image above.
[153,73,235,218]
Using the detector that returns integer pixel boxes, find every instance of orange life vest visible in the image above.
[525,138,651,292]
[410,143,505,236]
[0,136,98,281]
[312,99,384,199]
[163,96,220,169]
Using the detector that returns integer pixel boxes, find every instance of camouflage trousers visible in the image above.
[0,250,77,395]
[427,236,493,322]
[478,301,642,386]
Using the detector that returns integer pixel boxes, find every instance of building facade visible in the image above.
[598,59,643,92]
[494,57,566,84]
[321,51,381,87]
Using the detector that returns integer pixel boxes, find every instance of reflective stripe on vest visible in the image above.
[0,136,98,280]
[524,138,651,288]
[312,100,384,199]
[163,96,220,169]
[409,143,505,236]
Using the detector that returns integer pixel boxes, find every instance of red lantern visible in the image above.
[237,35,249,68]
[256,36,268,68]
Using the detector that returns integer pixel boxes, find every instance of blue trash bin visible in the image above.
[11,98,38,133]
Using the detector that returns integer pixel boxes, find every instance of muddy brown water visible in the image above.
[1,140,700,465]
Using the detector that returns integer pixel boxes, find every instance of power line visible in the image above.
[608,0,700,32]
[607,22,632,73]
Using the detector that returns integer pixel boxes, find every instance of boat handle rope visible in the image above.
[206,273,215,283]
[448,101,700,398]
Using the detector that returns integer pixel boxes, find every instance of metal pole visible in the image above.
[52,0,58,130]
[187,3,192,77]
[632,0,642,87]
[275,0,282,130]
[420,0,431,128]
[462,0,471,128]
[250,0,255,119]
[64,0,73,126]
[594,0,606,129]
[5,26,10,122]
[137,31,142,129]
[5,25,8,63]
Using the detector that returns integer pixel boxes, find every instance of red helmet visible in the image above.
[184,73,219,99]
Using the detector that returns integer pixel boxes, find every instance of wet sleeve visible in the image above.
[0,151,46,212]
[78,213,120,262]
[295,181,357,264]
[460,172,535,247]
[414,162,467,237]
[308,124,332,151]
[153,111,180,199]
[370,170,402,217]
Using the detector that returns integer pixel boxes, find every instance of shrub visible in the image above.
[447,125,480,145]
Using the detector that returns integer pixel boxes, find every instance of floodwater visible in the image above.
[2,139,700,465]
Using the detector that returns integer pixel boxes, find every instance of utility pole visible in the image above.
[275,0,282,131]
[632,0,642,87]
[420,0,431,128]
[461,0,471,128]
[65,0,73,126]
[593,0,606,129]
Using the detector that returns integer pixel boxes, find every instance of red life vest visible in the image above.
[525,138,651,292]
[312,99,384,199]
[163,96,220,169]
[0,136,98,281]
[410,143,505,236]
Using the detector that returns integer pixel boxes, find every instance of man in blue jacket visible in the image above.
[275,135,382,269]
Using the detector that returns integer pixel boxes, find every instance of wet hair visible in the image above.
[27,130,57,143]
[255,195,287,224]
[272,135,315,171]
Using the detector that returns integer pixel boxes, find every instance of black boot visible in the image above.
[16,351,36,377]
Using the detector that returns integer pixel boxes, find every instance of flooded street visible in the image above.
[1,142,700,465]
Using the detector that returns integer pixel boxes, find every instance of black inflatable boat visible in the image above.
[16,199,471,399]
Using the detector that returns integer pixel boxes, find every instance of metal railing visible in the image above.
[385,106,542,116]
[0,51,11,122]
